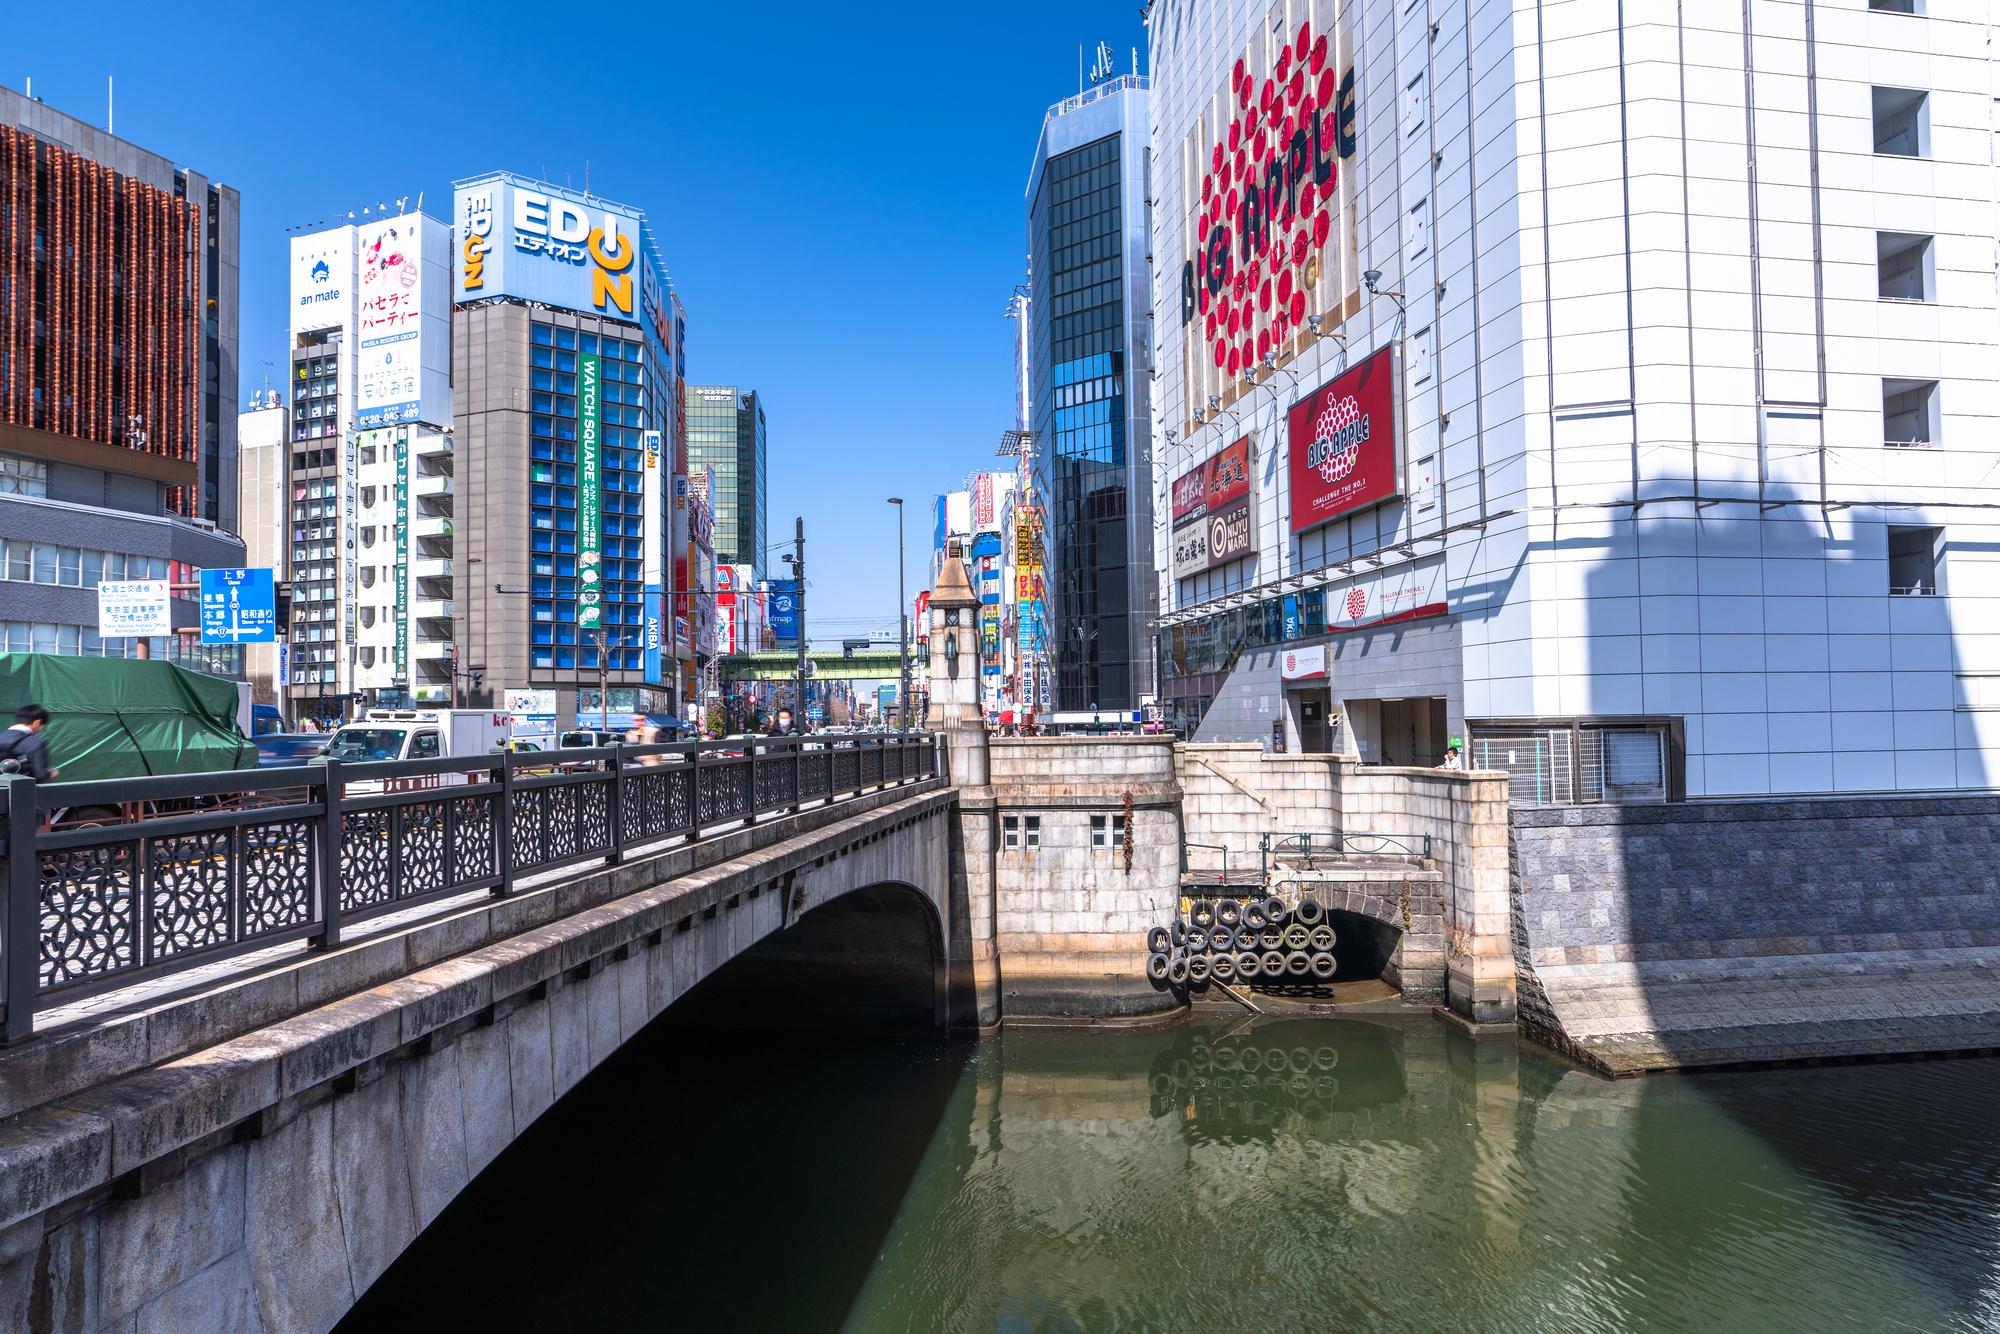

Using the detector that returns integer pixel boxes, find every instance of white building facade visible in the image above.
[1149,0,1999,800]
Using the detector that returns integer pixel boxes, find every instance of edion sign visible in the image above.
[1287,342,1399,532]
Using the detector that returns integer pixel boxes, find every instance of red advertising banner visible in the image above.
[1171,437,1256,578]
[1287,343,1399,532]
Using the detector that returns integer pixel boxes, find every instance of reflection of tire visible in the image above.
[1190,900,1216,928]
[1300,1099,1328,1119]
[1147,926,1172,955]
[1146,953,1171,981]
[1242,901,1270,930]
[1290,1075,1312,1095]
[1314,1047,1340,1070]
[1284,951,1312,977]
[1314,1075,1340,1097]
[1259,950,1286,977]
[1150,1072,1175,1095]
[1258,927,1285,951]
[1238,1047,1263,1072]
[1283,924,1311,950]
[1216,898,1243,928]
[1213,1048,1241,1072]
[1290,1047,1314,1073]
[1188,955,1211,984]
[1167,954,1190,985]
[1309,925,1337,952]
[1295,898,1325,926]
[1235,951,1262,979]
[1186,928,1209,954]
[1210,953,1237,982]
[1310,953,1337,979]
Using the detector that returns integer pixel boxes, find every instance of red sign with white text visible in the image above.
[1287,343,1398,532]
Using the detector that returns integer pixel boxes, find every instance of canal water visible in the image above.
[345,1014,2000,1333]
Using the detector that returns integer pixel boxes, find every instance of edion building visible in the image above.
[1148,0,2000,801]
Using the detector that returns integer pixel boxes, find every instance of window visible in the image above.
[1888,525,1941,595]
[1024,816,1040,848]
[409,732,440,759]
[1090,814,1127,846]
[1869,0,1919,12]
[1003,816,1018,850]
[1883,379,1939,447]
[1877,233,1933,301]
[1871,86,1928,157]
[0,452,46,497]
[1470,718,1681,807]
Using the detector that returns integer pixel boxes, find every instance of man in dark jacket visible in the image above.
[0,704,58,780]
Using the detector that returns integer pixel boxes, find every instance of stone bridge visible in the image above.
[0,777,964,1333]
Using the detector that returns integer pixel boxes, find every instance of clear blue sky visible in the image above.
[7,0,1146,641]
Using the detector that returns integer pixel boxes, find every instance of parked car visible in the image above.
[255,734,331,768]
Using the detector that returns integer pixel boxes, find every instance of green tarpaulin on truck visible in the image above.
[0,654,255,782]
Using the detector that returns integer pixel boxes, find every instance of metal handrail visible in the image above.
[1258,830,1432,876]
[0,732,942,1042]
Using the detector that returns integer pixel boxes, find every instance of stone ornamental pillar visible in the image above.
[928,545,999,1024]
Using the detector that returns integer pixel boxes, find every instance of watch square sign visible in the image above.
[1171,436,1257,578]
[1288,342,1399,532]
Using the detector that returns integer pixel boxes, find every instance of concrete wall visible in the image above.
[0,788,956,1334]
[1510,795,2000,1071]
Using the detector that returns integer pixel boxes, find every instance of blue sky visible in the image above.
[6,0,1146,641]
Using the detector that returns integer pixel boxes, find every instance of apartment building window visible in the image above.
[0,453,47,497]
[1872,87,1929,157]
[1889,526,1941,595]
[1468,717,1683,807]
[1877,233,1933,301]
[1090,814,1126,846]
[1883,380,1939,447]
[293,353,340,442]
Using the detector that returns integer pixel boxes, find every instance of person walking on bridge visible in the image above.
[0,704,59,780]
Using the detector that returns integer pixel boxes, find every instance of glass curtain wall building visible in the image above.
[1026,76,1156,712]
[685,385,766,569]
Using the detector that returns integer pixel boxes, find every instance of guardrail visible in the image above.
[1260,831,1432,873]
[0,732,940,1043]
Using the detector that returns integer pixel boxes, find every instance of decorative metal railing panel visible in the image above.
[0,734,940,1040]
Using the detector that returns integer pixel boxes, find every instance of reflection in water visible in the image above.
[343,1012,2000,1333]
[847,1021,2000,1334]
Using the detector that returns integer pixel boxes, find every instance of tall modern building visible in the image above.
[0,85,246,673]
[1149,0,2000,800]
[451,172,689,728]
[283,213,454,715]
[685,385,766,568]
[1026,70,1158,713]
[238,397,287,707]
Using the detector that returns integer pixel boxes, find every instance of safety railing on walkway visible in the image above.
[0,733,940,1042]
[1260,831,1432,875]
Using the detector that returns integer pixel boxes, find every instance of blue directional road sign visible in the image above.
[199,568,277,644]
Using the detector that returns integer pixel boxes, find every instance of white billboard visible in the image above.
[353,214,451,429]
[290,230,353,333]
[98,581,172,638]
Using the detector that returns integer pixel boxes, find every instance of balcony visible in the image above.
[412,516,454,540]
[413,599,453,621]
[416,435,453,461]
[412,638,454,660]
[412,473,453,498]
[413,558,453,580]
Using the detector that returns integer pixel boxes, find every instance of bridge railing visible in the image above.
[0,732,940,1043]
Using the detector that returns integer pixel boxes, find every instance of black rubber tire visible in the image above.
[1207,926,1235,952]
[1216,898,1243,928]
[1147,925,1172,955]
[1283,923,1311,950]
[1262,896,1288,926]
[1309,925,1337,952]
[1259,950,1287,977]
[1189,899,1216,928]
[1234,951,1261,980]
[1258,927,1285,951]
[1210,953,1236,982]
[1146,952,1171,982]
[1310,953,1337,979]
[1284,951,1312,977]
[1186,928,1209,954]
[1294,898,1325,926]
[1188,955,1211,984]
[1314,1046,1340,1070]
[1242,901,1269,930]
[1167,954,1190,985]
[1171,920,1188,948]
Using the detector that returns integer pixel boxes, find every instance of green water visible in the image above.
[347,1014,2000,1333]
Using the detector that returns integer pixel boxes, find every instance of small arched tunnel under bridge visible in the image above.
[666,881,953,1036]
[1268,871,1448,1005]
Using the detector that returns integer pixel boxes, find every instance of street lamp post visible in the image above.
[888,497,908,732]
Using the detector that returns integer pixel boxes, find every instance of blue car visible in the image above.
[254,734,330,768]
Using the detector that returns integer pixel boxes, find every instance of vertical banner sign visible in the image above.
[395,437,410,676]
[642,428,663,684]
[579,352,602,629]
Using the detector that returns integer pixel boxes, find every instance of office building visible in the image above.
[283,212,453,715]
[0,86,246,672]
[686,385,766,568]
[238,396,287,707]
[1149,0,2000,799]
[1025,68,1158,713]
[451,172,688,729]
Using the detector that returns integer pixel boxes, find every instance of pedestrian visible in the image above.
[775,708,795,734]
[1439,744,1464,770]
[0,704,60,780]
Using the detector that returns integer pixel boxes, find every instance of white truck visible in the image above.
[318,709,514,791]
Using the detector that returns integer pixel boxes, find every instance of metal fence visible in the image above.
[0,733,940,1042]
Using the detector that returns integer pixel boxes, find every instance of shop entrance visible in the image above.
[1378,697,1449,768]
[1297,690,1333,753]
